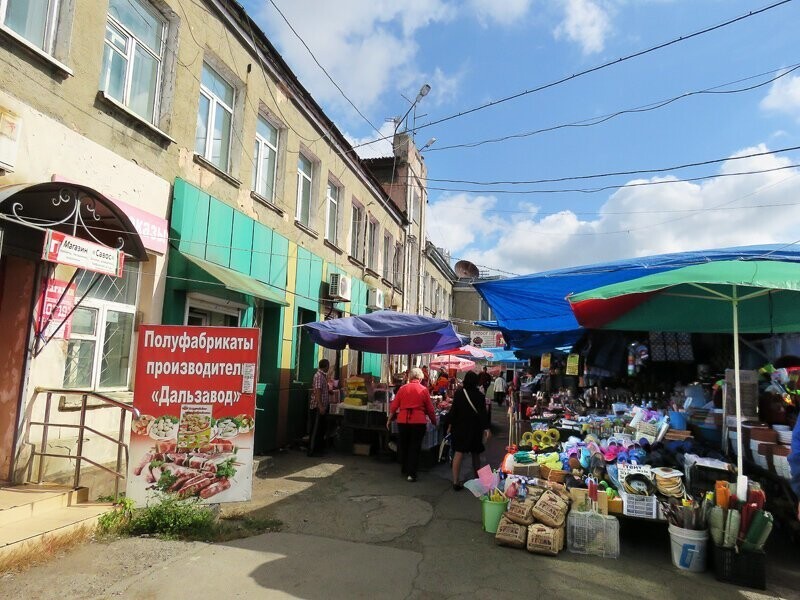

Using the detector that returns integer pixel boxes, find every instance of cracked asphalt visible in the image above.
[2,411,798,599]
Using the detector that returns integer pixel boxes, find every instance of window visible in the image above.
[412,189,421,224]
[253,114,279,202]
[433,283,440,314]
[393,243,403,287]
[63,264,139,390]
[196,63,234,171]
[296,153,313,227]
[366,218,378,268]
[1,0,60,53]
[350,202,364,261]
[325,180,340,244]
[479,298,494,322]
[382,233,392,280]
[100,0,166,123]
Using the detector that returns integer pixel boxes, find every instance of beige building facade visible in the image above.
[0,0,410,485]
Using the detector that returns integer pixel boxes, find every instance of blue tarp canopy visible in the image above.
[303,310,463,354]
[474,245,800,353]
[482,347,529,364]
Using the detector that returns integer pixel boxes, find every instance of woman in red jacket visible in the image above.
[387,367,437,482]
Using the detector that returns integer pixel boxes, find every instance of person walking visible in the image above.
[449,370,491,490]
[307,359,330,457]
[387,367,437,482]
[492,373,507,406]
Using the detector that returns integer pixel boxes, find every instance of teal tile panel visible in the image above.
[231,210,254,275]
[171,179,209,258]
[251,223,273,284]
[206,198,233,267]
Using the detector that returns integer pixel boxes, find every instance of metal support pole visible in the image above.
[37,392,53,483]
[115,409,126,502]
[73,394,87,490]
[732,288,747,493]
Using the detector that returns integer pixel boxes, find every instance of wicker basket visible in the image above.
[540,465,568,483]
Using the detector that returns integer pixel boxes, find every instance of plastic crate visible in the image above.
[712,546,766,590]
[619,490,660,520]
[567,510,620,558]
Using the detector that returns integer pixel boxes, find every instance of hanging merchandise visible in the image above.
[566,353,580,376]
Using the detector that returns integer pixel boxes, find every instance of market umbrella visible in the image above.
[429,355,476,372]
[568,259,800,484]
[437,344,494,359]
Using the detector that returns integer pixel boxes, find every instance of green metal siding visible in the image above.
[206,198,233,266]
[251,223,273,283]
[231,211,254,275]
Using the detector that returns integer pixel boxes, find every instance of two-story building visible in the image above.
[0,0,409,484]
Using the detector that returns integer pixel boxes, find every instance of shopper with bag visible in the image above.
[449,370,491,491]
[387,367,437,482]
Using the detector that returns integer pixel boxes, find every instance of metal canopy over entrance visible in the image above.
[0,182,147,261]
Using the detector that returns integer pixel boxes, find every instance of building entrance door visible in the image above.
[0,255,37,482]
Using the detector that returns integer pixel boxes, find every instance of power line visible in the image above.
[265,0,383,138]
[426,162,800,196]
[425,145,800,186]
[424,63,800,153]
[353,0,794,149]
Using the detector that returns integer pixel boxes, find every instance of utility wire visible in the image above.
[353,0,794,149]
[424,145,800,187]
[424,63,800,153]
[266,0,383,138]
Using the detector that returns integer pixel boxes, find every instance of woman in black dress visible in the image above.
[449,370,491,490]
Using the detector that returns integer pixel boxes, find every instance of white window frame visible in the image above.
[296,152,314,227]
[325,179,340,245]
[63,268,140,392]
[393,243,403,287]
[0,0,61,54]
[100,0,166,124]
[382,233,392,280]
[350,200,364,262]
[197,62,235,171]
[253,113,280,202]
[366,217,379,269]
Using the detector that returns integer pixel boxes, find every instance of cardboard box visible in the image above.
[512,462,541,477]
[569,488,609,515]
[353,443,371,456]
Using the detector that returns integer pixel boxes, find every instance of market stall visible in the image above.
[303,310,462,456]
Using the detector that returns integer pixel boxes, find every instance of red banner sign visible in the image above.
[36,278,76,339]
[127,325,260,505]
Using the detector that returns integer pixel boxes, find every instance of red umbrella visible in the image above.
[429,355,476,371]
[437,344,494,358]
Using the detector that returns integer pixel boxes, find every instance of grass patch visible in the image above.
[97,497,281,542]
[0,524,94,574]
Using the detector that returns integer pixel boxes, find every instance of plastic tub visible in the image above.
[669,411,687,430]
[481,497,508,533]
[668,525,708,572]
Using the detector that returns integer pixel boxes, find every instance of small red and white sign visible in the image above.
[36,278,76,339]
[42,230,124,277]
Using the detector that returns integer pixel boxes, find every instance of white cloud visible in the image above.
[468,0,534,27]
[429,145,800,275]
[256,0,457,123]
[345,121,396,159]
[426,194,502,253]
[553,0,612,55]
[761,74,800,121]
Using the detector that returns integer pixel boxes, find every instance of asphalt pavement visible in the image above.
[1,405,798,599]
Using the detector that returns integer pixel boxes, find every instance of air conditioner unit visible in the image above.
[367,287,384,310]
[328,273,352,301]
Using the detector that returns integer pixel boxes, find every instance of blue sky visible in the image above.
[243,0,800,275]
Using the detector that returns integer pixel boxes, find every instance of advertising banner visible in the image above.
[36,278,76,339]
[127,325,260,505]
[540,353,551,372]
[566,353,580,376]
[42,229,124,277]
[470,330,505,348]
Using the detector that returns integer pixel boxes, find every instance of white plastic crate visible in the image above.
[567,510,620,558]
[619,490,662,520]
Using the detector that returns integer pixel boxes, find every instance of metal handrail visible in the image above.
[27,387,140,501]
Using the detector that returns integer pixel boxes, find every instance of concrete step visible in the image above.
[0,502,110,562]
[0,484,89,527]
[253,455,274,477]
